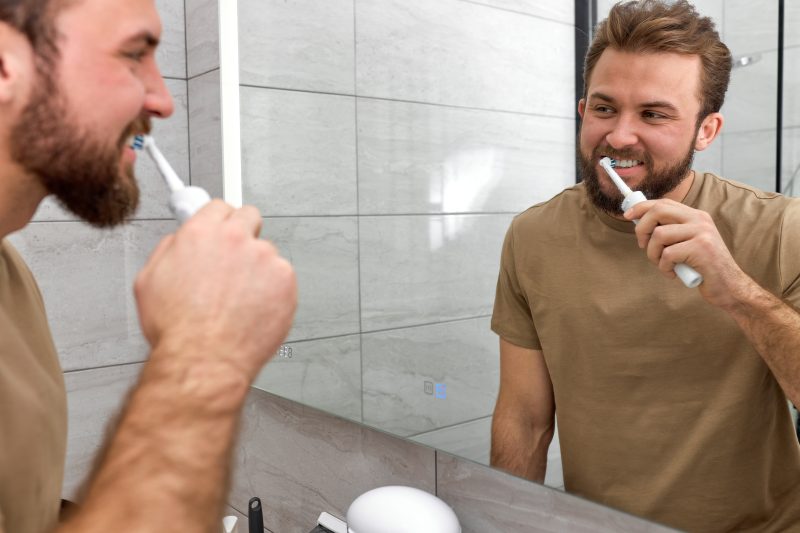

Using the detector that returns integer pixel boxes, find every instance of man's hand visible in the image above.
[134,199,297,382]
[624,198,753,309]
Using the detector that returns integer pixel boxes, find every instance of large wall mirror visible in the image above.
[235,0,799,502]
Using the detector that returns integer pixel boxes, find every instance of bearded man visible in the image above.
[0,1,296,531]
[490,1,800,531]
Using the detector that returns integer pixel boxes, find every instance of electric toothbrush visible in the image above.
[132,134,211,223]
[599,156,703,289]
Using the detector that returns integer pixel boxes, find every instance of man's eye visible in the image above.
[643,111,666,119]
[124,50,146,62]
[594,105,614,114]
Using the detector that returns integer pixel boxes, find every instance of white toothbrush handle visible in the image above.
[623,191,704,288]
[170,187,211,224]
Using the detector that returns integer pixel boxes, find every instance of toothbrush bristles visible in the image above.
[132,135,145,150]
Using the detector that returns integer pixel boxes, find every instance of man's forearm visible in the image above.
[490,413,553,483]
[724,278,800,407]
[59,344,251,533]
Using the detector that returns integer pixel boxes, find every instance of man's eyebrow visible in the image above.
[124,31,160,47]
[589,92,679,112]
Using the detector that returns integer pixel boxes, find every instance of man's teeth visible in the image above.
[611,159,641,168]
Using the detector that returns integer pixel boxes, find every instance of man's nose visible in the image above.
[605,114,639,149]
[143,63,175,119]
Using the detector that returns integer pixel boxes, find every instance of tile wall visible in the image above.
[228,0,576,489]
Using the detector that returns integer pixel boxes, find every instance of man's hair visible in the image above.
[0,0,69,63]
[584,0,732,121]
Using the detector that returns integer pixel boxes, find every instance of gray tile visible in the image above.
[360,214,512,331]
[357,98,574,215]
[459,0,572,24]
[786,46,800,129]
[62,364,143,500]
[789,5,800,48]
[9,220,176,371]
[693,135,723,176]
[240,88,357,216]
[436,453,674,533]
[724,0,778,56]
[782,127,800,197]
[231,389,436,532]
[355,0,573,116]
[411,416,492,465]
[252,335,361,423]
[238,0,355,94]
[33,79,189,222]
[721,48,778,134]
[722,129,778,192]
[261,217,360,341]
[410,416,564,489]
[188,69,224,199]
[596,0,722,39]
[186,0,219,78]
[362,317,498,436]
[156,0,186,79]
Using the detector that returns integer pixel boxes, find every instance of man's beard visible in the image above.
[9,68,148,228]
[578,135,696,215]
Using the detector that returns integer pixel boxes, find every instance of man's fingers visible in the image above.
[226,205,263,238]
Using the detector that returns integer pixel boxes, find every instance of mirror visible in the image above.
[239,0,798,495]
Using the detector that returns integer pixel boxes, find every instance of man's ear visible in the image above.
[694,112,724,151]
[0,22,34,105]
[578,98,586,119]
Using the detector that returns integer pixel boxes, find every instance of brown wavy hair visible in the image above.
[0,0,72,64]
[584,0,732,121]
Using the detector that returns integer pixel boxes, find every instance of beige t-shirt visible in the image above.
[492,173,800,532]
[0,240,67,533]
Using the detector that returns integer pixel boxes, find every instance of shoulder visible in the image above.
[509,184,585,236]
[696,173,795,221]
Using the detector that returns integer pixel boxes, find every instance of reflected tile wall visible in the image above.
[461,0,573,23]
[783,127,800,197]
[693,138,723,176]
[723,49,778,134]
[357,98,574,215]
[787,47,800,129]
[724,0,779,55]
[33,79,189,222]
[722,129,778,192]
[360,214,512,331]
[253,334,361,422]
[186,0,219,78]
[356,0,573,116]
[240,88,358,216]
[362,317,498,436]
[409,415,565,489]
[155,0,186,78]
[62,364,142,500]
[261,217,360,341]
[9,221,175,371]
[188,70,224,199]
[238,0,354,93]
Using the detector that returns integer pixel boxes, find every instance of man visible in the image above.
[0,1,297,532]
[490,1,800,531]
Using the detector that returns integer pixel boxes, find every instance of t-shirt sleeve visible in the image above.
[780,199,800,307]
[490,220,541,349]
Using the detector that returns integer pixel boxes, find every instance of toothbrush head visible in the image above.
[132,135,146,150]
[608,158,617,168]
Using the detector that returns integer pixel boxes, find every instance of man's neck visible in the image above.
[608,169,696,220]
[0,154,48,240]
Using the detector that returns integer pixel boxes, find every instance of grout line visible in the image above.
[434,450,439,496]
[407,415,493,438]
[188,66,221,81]
[277,314,493,347]
[458,0,573,27]
[63,360,145,375]
[237,83,574,121]
[182,0,188,79]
